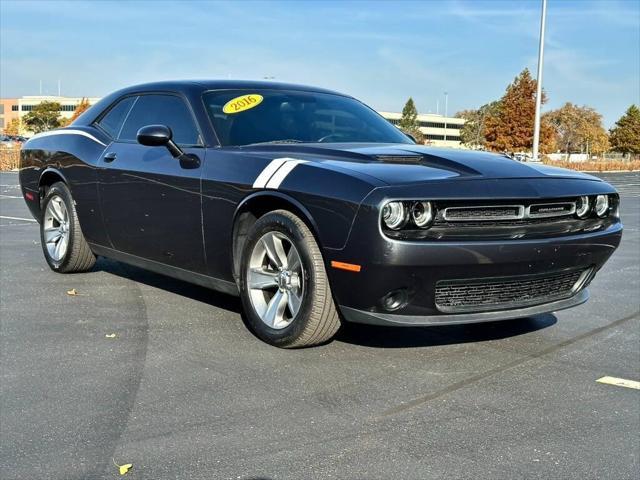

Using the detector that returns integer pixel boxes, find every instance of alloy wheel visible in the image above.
[247,231,305,329]
[43,195,70,262]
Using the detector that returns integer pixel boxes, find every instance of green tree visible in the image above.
[398,97,424,143]
[22,101,62,134]
[456,101,501,149]
[484,68,555,154]
[609,105,640,155]
[545,102,609,156]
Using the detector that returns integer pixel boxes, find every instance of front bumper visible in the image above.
[340,289,589,326]
[327,181,622,326]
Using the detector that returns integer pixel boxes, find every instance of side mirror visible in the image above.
[137,124,183,158]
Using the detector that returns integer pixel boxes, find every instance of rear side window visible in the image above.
[96,96,136,138]
[118,94,200,146]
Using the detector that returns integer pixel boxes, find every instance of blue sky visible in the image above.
[1,0,638,126]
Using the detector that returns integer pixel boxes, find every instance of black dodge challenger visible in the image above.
[19,80,622,347]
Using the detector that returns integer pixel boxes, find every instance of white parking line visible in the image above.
[0,195,22,199]
[596,376,640,390]
[0,215,36,223]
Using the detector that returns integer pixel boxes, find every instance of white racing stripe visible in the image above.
[253,157,309,190]
[252,158,290,188]
[28,129,107,147]
[265,159,308,189]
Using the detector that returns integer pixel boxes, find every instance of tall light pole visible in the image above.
[444,91,448,142]
[532,0,547,161]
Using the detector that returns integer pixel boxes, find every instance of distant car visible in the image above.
[1,135,16,148]
[19,80,622,347]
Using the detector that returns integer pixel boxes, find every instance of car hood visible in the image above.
[240,143,601,185]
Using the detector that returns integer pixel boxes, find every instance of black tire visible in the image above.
[40,182,96,273]
[239,210,340,348]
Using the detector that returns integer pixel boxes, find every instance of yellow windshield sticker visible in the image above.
[223,94,264,114]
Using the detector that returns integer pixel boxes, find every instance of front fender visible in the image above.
[271,161,380,250]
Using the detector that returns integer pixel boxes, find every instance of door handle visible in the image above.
[103,152,117,163]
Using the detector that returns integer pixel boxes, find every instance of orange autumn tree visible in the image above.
[484,68,555,154]
[69,97,91,123]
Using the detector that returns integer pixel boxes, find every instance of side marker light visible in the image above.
[331,261,362,272]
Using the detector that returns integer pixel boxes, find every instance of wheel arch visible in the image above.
[36,168,69,212]
[39,167,68,191]
[231,191,322,281]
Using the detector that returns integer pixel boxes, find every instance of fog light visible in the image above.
[381,289,409,311]
[595,195,609,217]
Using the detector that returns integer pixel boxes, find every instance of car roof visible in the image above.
[73,79,354,135]
[115,80,349,97]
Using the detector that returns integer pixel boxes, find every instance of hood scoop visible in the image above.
[375,153,480,176]
[374,155,423,164]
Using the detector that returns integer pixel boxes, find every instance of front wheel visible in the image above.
[239,210,340,348]
[40,182,96,273]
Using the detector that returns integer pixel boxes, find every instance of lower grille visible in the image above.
[435,268,590,313]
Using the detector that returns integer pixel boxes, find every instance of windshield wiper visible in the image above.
[245,139,306,146]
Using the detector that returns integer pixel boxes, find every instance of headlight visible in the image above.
[576,196,590,218]
[411,201,434,228]
[595,195,609,217]
[382,201,408,230]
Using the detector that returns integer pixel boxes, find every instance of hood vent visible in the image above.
[374,155,424,164]
[373,152,480,175]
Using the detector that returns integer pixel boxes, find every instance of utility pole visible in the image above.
[532,0,547,161]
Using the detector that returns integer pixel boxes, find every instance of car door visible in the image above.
[98,93,207,274]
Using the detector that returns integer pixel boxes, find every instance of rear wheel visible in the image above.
[40,182,96,273]
[239,210,340,348]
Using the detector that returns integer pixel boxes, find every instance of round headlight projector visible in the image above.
[411,201,434,228]
[382,201,407,230]
[576,196,591,218]
[382,201,436,230]
[594,195,609,217]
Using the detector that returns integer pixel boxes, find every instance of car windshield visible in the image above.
[203,89,412,147]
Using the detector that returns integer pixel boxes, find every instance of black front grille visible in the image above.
[444,206,522,221]
[435,268,589,313]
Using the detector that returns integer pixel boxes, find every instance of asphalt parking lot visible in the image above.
[1,171,638,480]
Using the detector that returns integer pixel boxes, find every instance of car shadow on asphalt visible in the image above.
[335,314,558,348]
[93,258,557,349]
[94,257,243,314]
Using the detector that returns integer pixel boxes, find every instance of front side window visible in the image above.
[118,94,200,146]
[203,90,412,146]
[96,96,136,138]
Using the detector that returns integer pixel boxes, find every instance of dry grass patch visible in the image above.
[0,146,20,171]
[543,158,640,172]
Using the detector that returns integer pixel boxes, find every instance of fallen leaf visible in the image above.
[66,288,78,296]
[113,459,133,476]
[105,333,116,338]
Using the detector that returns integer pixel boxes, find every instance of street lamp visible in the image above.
[443,91,448,142]
[532,0,547,161]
